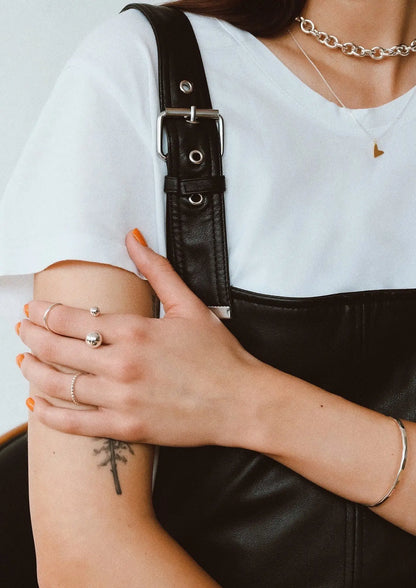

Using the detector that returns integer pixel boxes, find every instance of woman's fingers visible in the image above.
[126,230,209,317]
[25,300,147,344]
[19,319,116,377]
[19,353,105,408]
[31,396,120,439]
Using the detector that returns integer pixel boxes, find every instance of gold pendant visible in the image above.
[374,143,384,158]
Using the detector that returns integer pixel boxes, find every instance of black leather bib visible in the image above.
[154,288,416,588]
[121,5,416,587]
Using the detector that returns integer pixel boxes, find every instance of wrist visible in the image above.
[219,356,286,454]
[248,363,290,456]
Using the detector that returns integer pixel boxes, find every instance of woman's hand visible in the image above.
[16,229,260,447]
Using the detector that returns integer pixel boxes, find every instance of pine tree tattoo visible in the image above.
[94,439,135,495]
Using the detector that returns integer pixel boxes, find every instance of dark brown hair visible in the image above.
[163,0,307,38]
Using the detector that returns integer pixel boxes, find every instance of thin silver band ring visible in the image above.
[70,372,82,406]
[42,303,63,333]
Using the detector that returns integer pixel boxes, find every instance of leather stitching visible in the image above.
[127,3,231,310]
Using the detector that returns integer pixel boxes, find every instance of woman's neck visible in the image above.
[303,0,416,50]
[257,0,416,109]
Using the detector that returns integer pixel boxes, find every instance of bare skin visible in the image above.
[25,256,219,586]
[19,231,416,539]
[258,0,416,109]
[17,2,416,584]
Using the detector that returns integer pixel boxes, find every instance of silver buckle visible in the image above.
[157,107,225,161]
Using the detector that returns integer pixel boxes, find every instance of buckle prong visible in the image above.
[186,105,199,125]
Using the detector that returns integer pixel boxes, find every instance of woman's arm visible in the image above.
[243,363,416,535]
[20,233,416,541]
[26,260,219,587]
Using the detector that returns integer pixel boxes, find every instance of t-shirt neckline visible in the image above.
[216,17,416,134]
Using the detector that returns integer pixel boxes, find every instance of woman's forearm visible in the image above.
[239,363,416,535]
[30,410,219,588]
[21,241,416,538]
[29,261,219,588]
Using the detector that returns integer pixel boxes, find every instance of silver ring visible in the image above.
[85,331,103,348]
[42,303,63,333]
[70,373,82,406]
[90,306,101,317]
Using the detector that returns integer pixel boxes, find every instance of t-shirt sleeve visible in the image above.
[0,61,158,276]
[0,13,165,320]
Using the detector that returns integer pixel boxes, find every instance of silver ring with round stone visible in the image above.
[85,331,103,349]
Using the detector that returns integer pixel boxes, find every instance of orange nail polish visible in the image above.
[24,303,29,318]
[15,322,21,336]
[26,398,35,412]
[16,354,25,368]
[132,228,148,247]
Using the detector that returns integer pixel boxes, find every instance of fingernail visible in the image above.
[132,228,148,247]
[15,322,21,336]
[26,398,35,412]
[16,354,25,368]
[24,303,29,318]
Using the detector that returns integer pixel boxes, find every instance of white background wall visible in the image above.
[0,0,162,435]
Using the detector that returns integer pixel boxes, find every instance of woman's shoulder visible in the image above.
[66,7,236,80]
[56,6,241,125]
[65,9,159,87]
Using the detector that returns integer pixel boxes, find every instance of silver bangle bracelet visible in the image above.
[362,417,408,508]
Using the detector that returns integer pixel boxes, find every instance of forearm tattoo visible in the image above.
[94,439,135,495]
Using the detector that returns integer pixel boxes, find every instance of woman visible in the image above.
[2,0,416,585]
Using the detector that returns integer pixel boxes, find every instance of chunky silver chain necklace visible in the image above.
[295,16,416,61]
[289,30,416,158]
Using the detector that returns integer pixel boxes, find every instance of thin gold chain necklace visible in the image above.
[289,30,416,158]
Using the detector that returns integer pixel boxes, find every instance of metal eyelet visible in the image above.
[188,193,205,206]
[189,150,204,165]
[180,80,194,94]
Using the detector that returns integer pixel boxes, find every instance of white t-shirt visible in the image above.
[1,9,416,324]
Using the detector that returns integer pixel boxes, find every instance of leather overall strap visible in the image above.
[120,3,232,318]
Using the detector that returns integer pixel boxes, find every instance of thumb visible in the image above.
[126,229,205,316]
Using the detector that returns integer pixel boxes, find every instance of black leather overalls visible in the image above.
[122,5,416,587]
